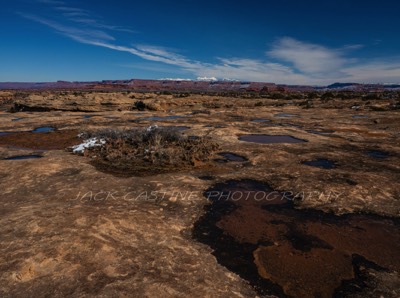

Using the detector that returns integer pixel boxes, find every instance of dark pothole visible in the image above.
[302,158,337,169]
[366,150,390,159]
[217,152,248,162]
[251,119,271,123]
[140,115,185,121]
[239,134,307,144]
[32,126,56,133]
[306,129,335,136]
[274,113,298,118]
[2,154,43,160]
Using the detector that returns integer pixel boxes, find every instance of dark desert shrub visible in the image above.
[133,100,163,111]
[79,127,219,175]
[133,100,147,111]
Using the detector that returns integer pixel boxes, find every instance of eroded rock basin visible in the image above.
[193,179,400,298]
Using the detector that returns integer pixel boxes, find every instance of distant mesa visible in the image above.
[0,79,399,92]
[326,82,400,91]
[326,82,359,89]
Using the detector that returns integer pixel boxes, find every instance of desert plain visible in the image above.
[0,90,399,297]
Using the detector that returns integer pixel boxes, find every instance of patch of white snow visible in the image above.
[72,137,105,154]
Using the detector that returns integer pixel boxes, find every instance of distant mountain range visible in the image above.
[0,79,399,92]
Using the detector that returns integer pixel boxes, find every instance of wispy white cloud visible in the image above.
[68,17,137,33]
[267,37,352,76]
[198,62,311,84]
[84,41,200,70]
[136,45,183,60]
[36,0,65,4]
[20,4,400,84]
[343,60,400,83]
[36,2,135,34]
[19,13,115,42]
[342,44,364,50]
[54,6,87,13]
[89,40,400,84]
[62,12,90,17]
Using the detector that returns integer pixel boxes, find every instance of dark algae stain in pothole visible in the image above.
[192,179,288,297]
[192,179,400,298]
[239,134,307,144]
[0,129,79,150]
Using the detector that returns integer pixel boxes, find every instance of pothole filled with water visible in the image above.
[167,126,190,131]
[140,115,184,121]
[239,134,307,144]
[366,150,390,159]
[251,119,271,123]
[32,126,56,133]
[3,155,43,160]
[192,179,400,297]
[188,136,201,141]
[204,124,227,129]
[282,123,302,128]
[274,113,298,118]
[352,115,369,119]
[306,129,335,136]
[197,175,215,181]
[217,152,248,162]
[302,158,337,169]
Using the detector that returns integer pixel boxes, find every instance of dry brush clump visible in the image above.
[79,126,219,175]
[132,100,164,111]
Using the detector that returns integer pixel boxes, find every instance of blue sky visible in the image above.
[1,0,400,84]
